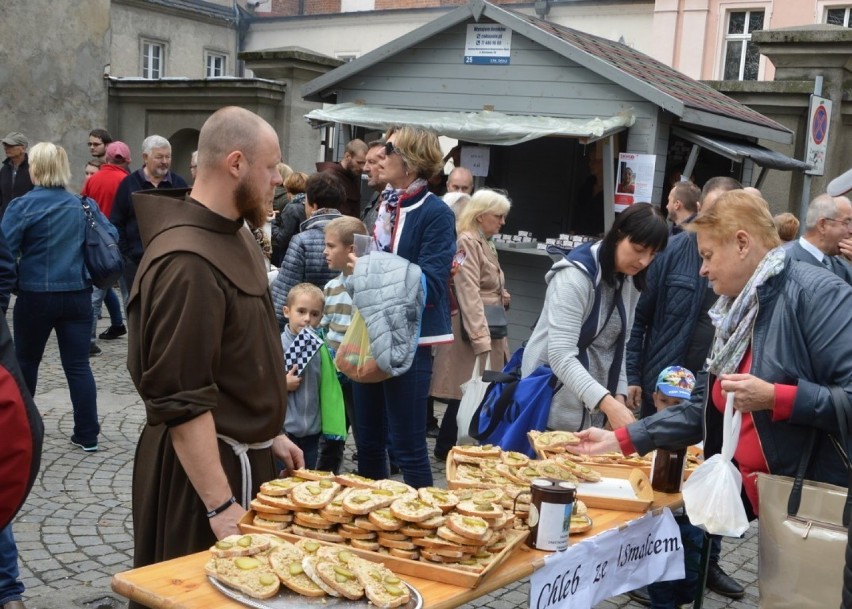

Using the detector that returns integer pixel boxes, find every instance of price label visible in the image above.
[530,509,684,609]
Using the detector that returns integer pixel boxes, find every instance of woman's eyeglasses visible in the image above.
[384,142,401,156]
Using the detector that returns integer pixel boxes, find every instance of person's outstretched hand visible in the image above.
[566,427,621,456]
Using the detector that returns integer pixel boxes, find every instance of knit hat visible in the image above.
[655,366,696,399]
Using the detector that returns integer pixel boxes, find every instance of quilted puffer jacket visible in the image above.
[272,209,342,329]
[351,251,426,377]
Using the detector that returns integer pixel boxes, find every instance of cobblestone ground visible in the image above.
[10,305,759,609]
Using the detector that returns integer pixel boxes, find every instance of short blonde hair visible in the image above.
[773,212,799,242]
[385,125,443,181]
[325,216,367,247]
[688,190,781,250]
[457,189,511,234]
[286,283,324,307]
[285,172,308,195]
[277,162,293,183]
[28,142,71,188]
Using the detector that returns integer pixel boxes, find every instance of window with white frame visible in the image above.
[827,7,852,26]
[722,10,764,80]
[142,40,164,79]
[205,52,227,78]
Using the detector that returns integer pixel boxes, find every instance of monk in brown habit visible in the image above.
[127,107,304,586]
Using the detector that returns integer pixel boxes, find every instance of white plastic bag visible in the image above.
[682,393,750,537]
[456,353,491,445]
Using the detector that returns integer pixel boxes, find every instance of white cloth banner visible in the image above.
[530,508,684,609]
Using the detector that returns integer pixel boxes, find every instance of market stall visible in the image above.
[299,0,803,348]
[111,499,682,609]
[112,441,692,609]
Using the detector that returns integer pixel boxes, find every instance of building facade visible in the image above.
[2,0,850,207]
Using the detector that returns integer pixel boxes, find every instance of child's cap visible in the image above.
[655,366,696,399]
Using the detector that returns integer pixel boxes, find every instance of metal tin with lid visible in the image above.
[525,478,576,551]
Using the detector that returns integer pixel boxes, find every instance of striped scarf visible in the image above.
[706,246,786,375]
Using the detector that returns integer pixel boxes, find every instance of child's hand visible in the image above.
[286,365,301,391]
[346,252,358,274]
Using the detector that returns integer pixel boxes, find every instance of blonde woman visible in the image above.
[1,142,116,452]
[431,189,511,460]
[351,125,456,488]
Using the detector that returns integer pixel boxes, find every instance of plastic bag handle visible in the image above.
[720,393,742,462]
[469,352,492,382]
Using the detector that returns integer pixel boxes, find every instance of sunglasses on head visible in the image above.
[384,142,401,156]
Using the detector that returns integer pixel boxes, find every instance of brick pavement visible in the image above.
[9,312,760,609]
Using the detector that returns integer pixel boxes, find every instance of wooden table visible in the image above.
[112,492,682,609]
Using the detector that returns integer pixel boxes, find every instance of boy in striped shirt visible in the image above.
[317,216,368,472]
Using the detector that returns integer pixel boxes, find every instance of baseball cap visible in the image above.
[655,366,696,400]
[1,132,27,147]
[827,168,852,197]
[106,141,131,163]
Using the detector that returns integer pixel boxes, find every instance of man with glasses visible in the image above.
[110,135,188,304]
[785,193,852,285]
[0,133,34,221]
[88,129,113,160]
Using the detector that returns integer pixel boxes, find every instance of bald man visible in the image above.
[447,166,473,194]
[785,193,852,285]
[127,107,303,584]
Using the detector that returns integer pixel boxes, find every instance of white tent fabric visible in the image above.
[305,103,635,146]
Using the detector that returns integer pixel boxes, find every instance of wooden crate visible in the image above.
[239,511,529,589]
[575,464,654,512]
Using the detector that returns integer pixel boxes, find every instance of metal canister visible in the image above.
[525,478,576,551]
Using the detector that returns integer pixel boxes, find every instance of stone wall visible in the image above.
[0,0,111,191]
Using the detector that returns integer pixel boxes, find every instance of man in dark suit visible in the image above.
[785,193,852,285]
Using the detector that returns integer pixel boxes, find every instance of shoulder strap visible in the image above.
[787,386,852,525]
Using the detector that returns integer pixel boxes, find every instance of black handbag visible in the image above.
[80,196,123,289]
[483,304,508,339]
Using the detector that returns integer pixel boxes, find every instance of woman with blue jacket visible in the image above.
[1,142,115,452]
[352,125,456,488]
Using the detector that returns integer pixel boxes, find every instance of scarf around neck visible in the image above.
[706,246,786,376]
[373,178,428,252]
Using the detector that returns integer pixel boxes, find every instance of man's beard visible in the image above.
[235,177,268,229]
[152,166,169,179]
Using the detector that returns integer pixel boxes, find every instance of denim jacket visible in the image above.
[1,186,115,292]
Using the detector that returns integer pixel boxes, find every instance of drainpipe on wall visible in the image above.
[299,0,305,15]
[234,1,250,77]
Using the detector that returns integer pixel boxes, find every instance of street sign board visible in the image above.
[805,95,831,176]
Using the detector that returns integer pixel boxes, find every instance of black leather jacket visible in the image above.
[628,258,852,503]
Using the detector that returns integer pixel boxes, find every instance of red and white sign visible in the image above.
[805,95,832,176]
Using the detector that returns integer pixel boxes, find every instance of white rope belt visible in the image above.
[217,434,274,509]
